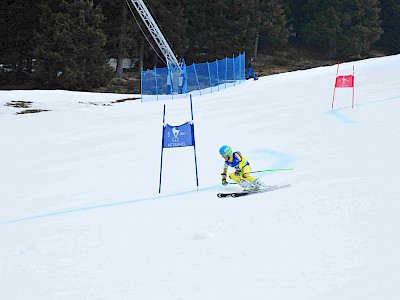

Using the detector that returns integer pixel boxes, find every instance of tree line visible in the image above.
[0,0,399,91]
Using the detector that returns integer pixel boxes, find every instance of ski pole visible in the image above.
[247,168,294,174]
[226,168,293,184]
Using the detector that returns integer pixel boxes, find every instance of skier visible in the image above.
[219,145,265,191]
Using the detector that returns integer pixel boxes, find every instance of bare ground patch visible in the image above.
[4,100,50,115]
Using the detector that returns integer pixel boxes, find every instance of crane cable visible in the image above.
[125,0,167,66]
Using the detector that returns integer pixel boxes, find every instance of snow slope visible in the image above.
[1,55,400,299]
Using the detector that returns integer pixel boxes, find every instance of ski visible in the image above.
[232,184,290,197]
[217,184,290,198]
[217,192,235,198]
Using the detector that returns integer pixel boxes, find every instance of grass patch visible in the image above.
[112,97,140,103]
[5,101,33,108]
[5,100,50,114]
[78,101,112,106]
[17,109,49,115]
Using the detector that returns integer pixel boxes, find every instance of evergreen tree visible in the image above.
[35,0,112,90]
[184,0,288,61]
[184,0,254,61]
[300,0,383,58]
[0,0,38,73]
[184,0,216,61]
[256,0,289,53]
[300,3,340,54]
[286,0,308,43]
[95,0,139,77]
[379,0,400,54]
[228,0,259,55]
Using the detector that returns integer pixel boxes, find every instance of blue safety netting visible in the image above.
[140,52,245,101]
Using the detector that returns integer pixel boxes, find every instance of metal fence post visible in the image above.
[216,59,220,91]
[225,57,228,89]
[193,63,201,95]
[233,54,236,86]
[154,67,159,101]
[140,68,143,102]
[207,61,212,93]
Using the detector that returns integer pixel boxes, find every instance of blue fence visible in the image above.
[140,52,245,101]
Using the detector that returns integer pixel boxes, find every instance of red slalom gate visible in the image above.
[332,62,355,109]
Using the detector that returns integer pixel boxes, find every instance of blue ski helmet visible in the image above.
[219,145,232,158]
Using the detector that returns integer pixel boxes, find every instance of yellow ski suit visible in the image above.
[221,151,256,183]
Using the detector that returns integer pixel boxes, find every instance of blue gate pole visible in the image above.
[159,105,166,193]
[190,95,199,191]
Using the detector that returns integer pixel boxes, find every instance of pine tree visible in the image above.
[338,0,383,57]
[184,0,217,61]
[225,0,259,56]
[300,0,383,58]
[256,0,289,53]
[0,0,38,74]
[95,0,139,78]
[379,0,400,54]
[286,0,308,43]
[184,0,255,61]
[184,0,288,61]
[35,0,112,90]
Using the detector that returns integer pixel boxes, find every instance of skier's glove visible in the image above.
[222,178,228,186]
[235,170,243,177]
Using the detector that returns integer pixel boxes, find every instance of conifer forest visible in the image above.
[1,0,399,90]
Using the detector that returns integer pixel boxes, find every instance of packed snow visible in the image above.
[1,55,400,299]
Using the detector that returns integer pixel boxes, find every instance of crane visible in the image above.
[128,0,181,71]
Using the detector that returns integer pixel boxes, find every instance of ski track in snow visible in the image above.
[0,148,294,225]
[325,94,400,123]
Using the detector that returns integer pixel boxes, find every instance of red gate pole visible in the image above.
[332,62,340,109]
[352,65,355,108]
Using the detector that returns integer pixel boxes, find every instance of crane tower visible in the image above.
[129,0,182,71]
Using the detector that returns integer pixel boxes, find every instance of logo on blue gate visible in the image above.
[163,122,193,148]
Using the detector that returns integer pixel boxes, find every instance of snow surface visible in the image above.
[1,55,400,299]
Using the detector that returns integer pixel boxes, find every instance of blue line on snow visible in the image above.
[0,186,220,225]
[1,152,296,225]
[325,95,400,123]
[0,193,182,225]
[325,108,357,124]
[249,149,296,177]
